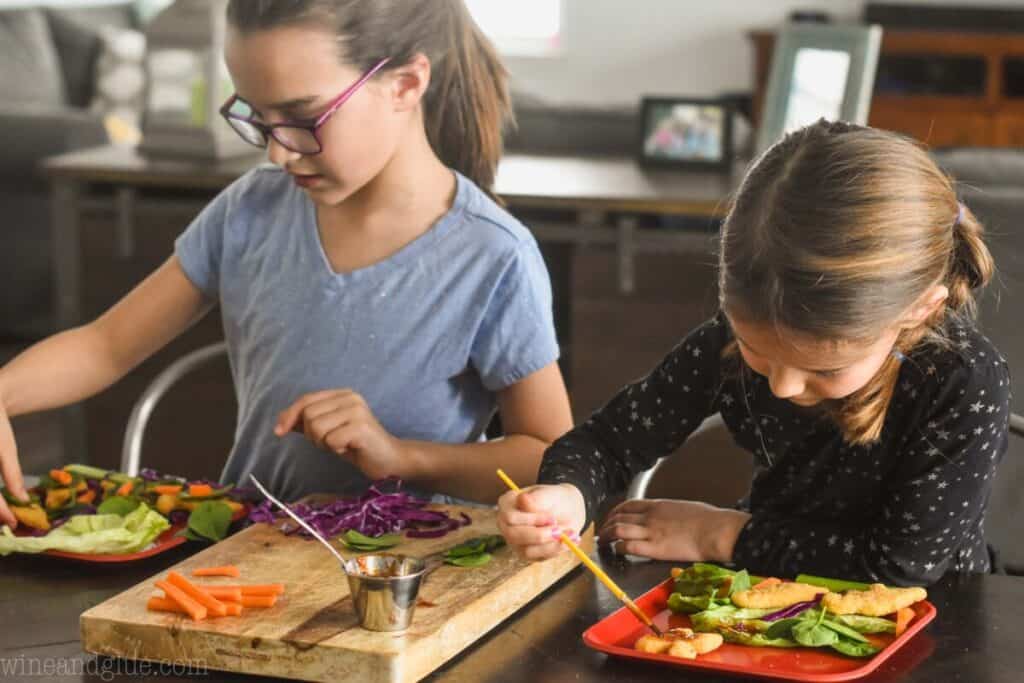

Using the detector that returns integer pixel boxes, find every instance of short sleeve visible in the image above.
[469,240,560,391]
[173,172,249,299]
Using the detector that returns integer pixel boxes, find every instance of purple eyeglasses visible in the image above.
[219,57,391,155]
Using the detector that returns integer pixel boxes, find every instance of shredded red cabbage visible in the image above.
[247,480,472,539]
[760,593,825,622]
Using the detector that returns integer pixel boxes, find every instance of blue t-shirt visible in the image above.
[175,166,559,501]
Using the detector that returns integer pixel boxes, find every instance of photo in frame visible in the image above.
[637,97,733,172]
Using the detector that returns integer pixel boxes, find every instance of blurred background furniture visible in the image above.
[0,1,150,341]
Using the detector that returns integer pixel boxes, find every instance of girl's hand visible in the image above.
[598,499,751,563]
[497,483,586,560]
[275,390,407,481]
[0,401,28,528]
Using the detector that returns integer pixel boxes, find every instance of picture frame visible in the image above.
[637,97,734,172]
[756,23,883,155]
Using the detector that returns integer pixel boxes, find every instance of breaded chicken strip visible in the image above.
[822,583,927,616]
[635,628,724,658]
[731,582,825,609]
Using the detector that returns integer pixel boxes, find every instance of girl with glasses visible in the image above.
[498,120,1010,586]
[0,0,572,526]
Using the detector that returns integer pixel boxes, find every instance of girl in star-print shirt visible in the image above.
[497,120,1011,586]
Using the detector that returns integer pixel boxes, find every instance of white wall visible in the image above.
[506,0,1024,107]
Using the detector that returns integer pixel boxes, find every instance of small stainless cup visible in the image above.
[343,553,427,632]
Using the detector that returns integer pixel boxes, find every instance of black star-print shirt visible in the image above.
[539,312,1011,585]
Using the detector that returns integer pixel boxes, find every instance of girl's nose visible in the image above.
[768,366,805,399]
[266,136,301,167]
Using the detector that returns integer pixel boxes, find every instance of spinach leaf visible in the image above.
[96,496,140,516]
[791,621,838,647]
[340,530,401,551]
[764,617,804,640]
[822,617,870,643]
[184,500,233,542]
[446,552,492,567]
[830,638,881,658]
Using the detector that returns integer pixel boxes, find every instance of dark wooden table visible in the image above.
[1,542,1018,682]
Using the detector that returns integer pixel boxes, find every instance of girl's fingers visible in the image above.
[0,500,16,528]
[0,412,25,528]
[599,512,646,533]
[304,411,350,449]
[520,539,563,561]
[274,390,343,435]
[617,539,657,559]
[499,508,554,529]
[598,521,649,543]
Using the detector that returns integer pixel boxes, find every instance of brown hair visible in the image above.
[226,0,512,197]
[719,119,994,444]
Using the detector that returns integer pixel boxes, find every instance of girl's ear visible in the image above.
[902,284,949,328]
[388,52,431,113]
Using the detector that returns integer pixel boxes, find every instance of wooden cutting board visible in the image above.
[80,504,585,683]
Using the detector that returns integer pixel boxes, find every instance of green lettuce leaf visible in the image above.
[0,504,169,556]
[833,614,897,634]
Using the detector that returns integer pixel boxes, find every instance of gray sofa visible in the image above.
[0,4,138,340]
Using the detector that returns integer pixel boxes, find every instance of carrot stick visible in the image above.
[239,594,278,608]
[154,580,207,621]
[217,583,286,596]
[147,596,188,614]
[50,469,72,486]
[152,485,183,496]
[166,571,227,617]
[116,481,134,497]
[893,606,915,636]
[192,565,241,578]
[203,586,243,602]
[149,595,243,617]
[752,577,783,590]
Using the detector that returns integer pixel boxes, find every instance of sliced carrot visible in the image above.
[166,571,227,617]
[76,489,97,505]
[752,577,783,590]
[154,580,206,621]
[893,606,915,636]
[50,469,72,486]
[217,583,285,597]
[116,481,134,497]
[152,484,183,496]
[192,565,241,578]
[147,596,188,614]
[150,595,243,617]
[203,586,243,602]
[240,594,278,608]
[188,483,214,497]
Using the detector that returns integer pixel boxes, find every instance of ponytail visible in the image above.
[425,1,513,199]
[947,203,994,319]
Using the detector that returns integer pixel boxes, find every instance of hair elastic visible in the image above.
[955,202,965,227]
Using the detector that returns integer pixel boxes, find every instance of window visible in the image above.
[466,0,563,57]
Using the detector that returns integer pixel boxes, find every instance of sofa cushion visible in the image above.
[933,147,1024,186]
[0,9,66,107]
[45,10,105,108]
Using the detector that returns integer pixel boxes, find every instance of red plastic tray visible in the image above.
[583,578,937,682]
[13,505,249,563]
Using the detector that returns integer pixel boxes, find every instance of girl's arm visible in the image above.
[537,315,731,530]
[399,361,573,503]
[0,256,211,417]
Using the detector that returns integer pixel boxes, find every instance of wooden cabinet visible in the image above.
[750,29,1024,148]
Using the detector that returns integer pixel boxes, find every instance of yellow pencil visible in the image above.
[496,469,662,636]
